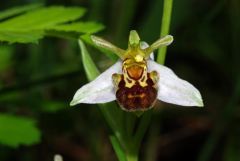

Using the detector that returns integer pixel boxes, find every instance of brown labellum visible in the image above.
[113,58,159,111]
[116,74,157,111]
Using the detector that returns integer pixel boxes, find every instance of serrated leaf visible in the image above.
[0,30,44,43]
[48,21,104,34]
[0,3,43,20]
[0,5,105,43]
[0,6,86,29]
[0,114,41,148]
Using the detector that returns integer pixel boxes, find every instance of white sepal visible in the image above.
[148,60,203,107]
[70,61,122,105]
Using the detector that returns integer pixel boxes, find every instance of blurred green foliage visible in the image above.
[0,0,240,161]
[0,3,43,20]
[0,46,13,72]
[0,4,103,43]
[0,114,40,148]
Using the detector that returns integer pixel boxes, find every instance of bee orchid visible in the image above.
[70,30,203,111]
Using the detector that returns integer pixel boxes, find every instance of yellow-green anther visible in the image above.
[129,30,140,47]
[145,35,173,56]
[91,35,125,59]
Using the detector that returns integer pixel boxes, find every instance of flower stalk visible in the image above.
[72,0,203,161]
[157,0,174,64]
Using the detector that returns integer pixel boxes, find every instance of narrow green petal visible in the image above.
[91,35,125,59]
[145,35,173,56]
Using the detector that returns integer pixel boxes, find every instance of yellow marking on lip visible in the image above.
[124,77,135,88]
[128,93,146,99]
[135,55,143,62]
[121,56,149,88]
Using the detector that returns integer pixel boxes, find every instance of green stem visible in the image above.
[125,113,137,138]
[125,1,174,161]
[134,110,152,149]
[126,153,138,161]
[157,0,174,64]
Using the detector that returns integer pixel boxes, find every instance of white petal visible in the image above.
[140,41,154,60]
[149,53,154,60]
[140,41,149,49]
[148,60,203,107]
[70,61,122,105]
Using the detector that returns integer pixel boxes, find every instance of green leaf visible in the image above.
[0,5,104,43]
[78,39,126,152]
[110,136,127,161]
[48,21,104,34]
[0,114,41,148]
[0,6,89,43]
[0,6,86,29]
[78,39,121,129]
[0,3,43,20]
[0,30,44,43]
[78,39,100,80]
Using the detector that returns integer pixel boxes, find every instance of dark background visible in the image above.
[0,0,240,161]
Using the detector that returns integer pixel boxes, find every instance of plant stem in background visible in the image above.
[126,154,138,161]
[157,0,173,64]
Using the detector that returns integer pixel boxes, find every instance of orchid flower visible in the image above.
[70,30,203,111]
